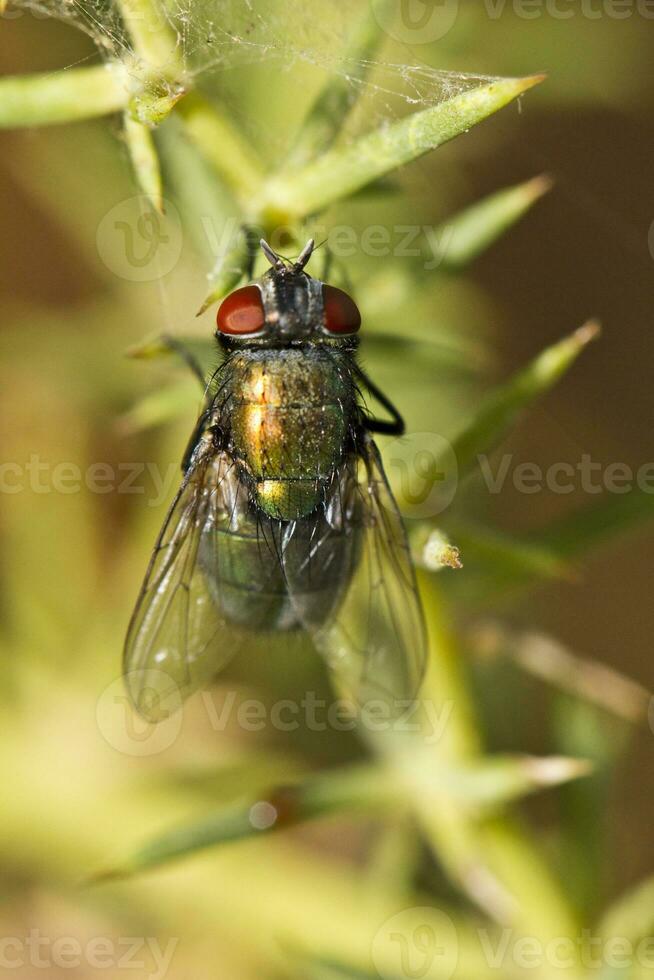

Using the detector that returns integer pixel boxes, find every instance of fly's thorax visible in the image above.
[222,347,356,520]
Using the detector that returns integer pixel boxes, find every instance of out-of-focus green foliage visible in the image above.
[0,2,652,980]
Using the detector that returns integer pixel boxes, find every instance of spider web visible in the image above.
[15,0,500,140]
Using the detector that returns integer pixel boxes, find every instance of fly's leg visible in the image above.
[181,409,213,473]
[160,334,205,386]
[161,334,228,473]
[158,336,227,471]
[354,364,405,436]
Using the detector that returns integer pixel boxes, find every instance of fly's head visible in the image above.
[216,239,361,349]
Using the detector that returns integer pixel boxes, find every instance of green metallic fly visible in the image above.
[124,239,427,720]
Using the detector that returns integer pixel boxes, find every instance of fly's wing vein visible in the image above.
[123,446,243,721]
[283,436,427,708]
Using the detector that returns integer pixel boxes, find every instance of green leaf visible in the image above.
[357,266,493,370]
[457,526,571,583]
[197,227,253,315]
[370,579,582,939]
[598,876,654,951]
[0,65,129,128]
[157,115,238,267]
[286,3,390,167]
[257,74,545,220]
[447,320,600,483]
[468,626,651,725]
[93,765,393,878]
[469,460,654,589]
[404,751,591,811]
[553,696,629,917]
[127,333,214,368]
[123,113,163,212]
[115,0,184,75]
[93,750,586,878]
[442,489,654,606]
[362,333,486,377]
[434,175,552,272]
[116,378,198,434]
[479,482,654,603]
[364,816,420,898]
[175,91,265,199]
[532,485,654,558]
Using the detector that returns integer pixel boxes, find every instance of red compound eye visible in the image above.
[322,285,361,335]
[217,285,265,335]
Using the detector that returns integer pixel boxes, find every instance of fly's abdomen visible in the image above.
[228,350,352,520]
[210,526,295,630]
[201,516,357,633]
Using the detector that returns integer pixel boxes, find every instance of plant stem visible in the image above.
[257,75,545,221]
[285,3,389,167]
[123,112,163,211]
[175,91,265,200]
[434,174,553,271]
[0,65,129,128]
[445,321,600,483]
[367,578,585,977]
[115,0,183,76]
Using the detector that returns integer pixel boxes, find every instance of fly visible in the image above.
[123,239,427,720]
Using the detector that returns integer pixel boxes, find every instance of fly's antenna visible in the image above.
[294,238,315,271]
[260,239,285,270]
[261,237,315,274]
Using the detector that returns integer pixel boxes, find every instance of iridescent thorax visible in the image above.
[215,242,361,519]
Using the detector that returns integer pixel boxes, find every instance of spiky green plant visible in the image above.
[1,3,652,980]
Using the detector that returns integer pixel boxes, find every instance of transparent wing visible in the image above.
[282,434,427,710]
[123,437,251,721]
